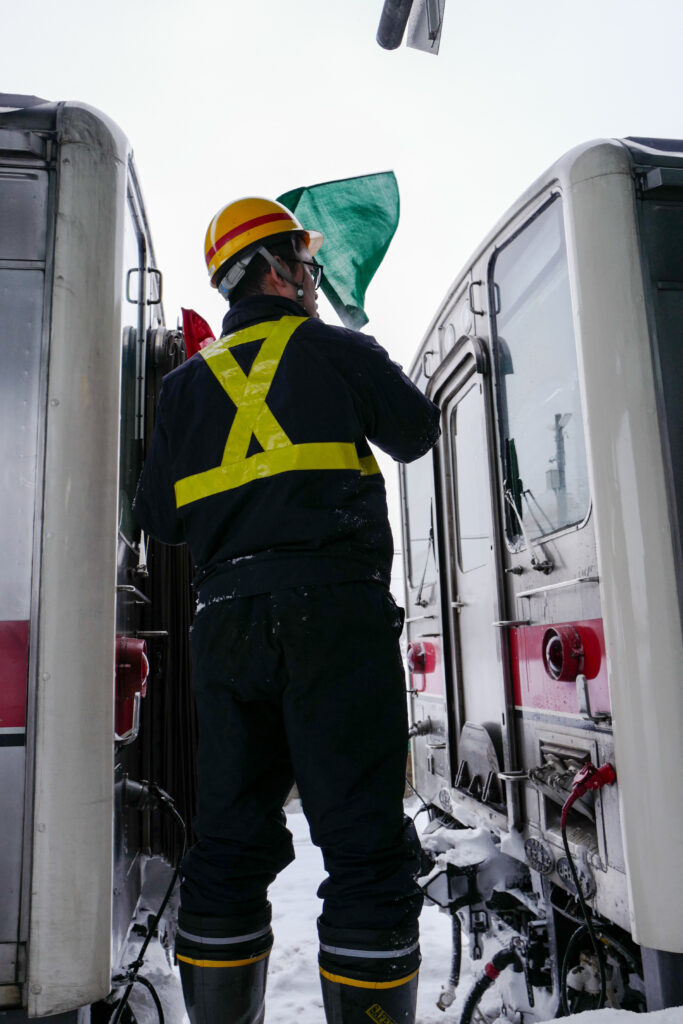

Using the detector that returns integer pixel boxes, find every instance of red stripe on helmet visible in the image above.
[205,212,294,266]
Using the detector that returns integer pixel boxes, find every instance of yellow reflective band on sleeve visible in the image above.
[359,454,380,476]
[173,316,381,509]
[177,950,270,968]
[319,967,419,990]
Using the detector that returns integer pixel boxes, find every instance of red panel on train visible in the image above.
[510,618,611,715]
[0,621,29,729]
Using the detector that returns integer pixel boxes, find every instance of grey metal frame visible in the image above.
[0,118,56,1002]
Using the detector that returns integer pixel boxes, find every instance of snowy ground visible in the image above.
[124,801,683,1024]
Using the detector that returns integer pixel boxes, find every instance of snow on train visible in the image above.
[401,138,683,1016]
[0,94,195,1021]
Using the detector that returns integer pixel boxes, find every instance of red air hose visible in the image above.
[559,762,616,1014]
[560,762,616,829]
[458,764,616,1021]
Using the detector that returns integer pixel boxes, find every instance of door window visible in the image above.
[0,169,48,619]
[491,198,590,544]
[0,269,44,619]
[118,194,145,543]
[451,383,490,572]
[402,453,436,590]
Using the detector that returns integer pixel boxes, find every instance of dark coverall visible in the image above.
[133,294,440,997]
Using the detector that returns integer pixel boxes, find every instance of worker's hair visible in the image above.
[228,234,302,305]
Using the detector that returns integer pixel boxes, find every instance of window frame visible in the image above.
[117,186,146,544]
[488,193,592,551]
[400,455,437,591]
[449,381,491,575]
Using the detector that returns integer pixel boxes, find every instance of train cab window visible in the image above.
[451,384,490,571]
[0,169,47,620]
[118,196,145,543]
[491,198,590,544]
[0,268,44,620]
[402,454,437,591]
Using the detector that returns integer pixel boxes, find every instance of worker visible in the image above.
[133,197,440,1024]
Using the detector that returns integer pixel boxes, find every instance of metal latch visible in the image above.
[576,674,611,725]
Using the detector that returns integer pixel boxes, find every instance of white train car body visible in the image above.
[0,95,192,1021]
[401,138,683,1013]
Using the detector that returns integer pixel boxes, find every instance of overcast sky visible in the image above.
[7,0,683,353]
[5,0,683,566]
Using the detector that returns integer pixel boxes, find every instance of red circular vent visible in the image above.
[541,625,584,682]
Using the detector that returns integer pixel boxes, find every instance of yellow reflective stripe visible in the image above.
[177,951,270,968]
[319,967,418,990]
[174,315,382,509]
[202,317,302,462]
[175,442,380,508]
[205,320,297,351]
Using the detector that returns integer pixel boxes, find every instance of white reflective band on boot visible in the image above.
[177,924,272,945]
[319,941,419,959]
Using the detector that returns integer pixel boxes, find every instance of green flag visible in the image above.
[278,171,399,330]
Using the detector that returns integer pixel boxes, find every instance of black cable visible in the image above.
[448,910,462,989]
[110,784,187,1024]
[560,826,607,1013]
[459,945,522,1024]
[550,893,585,925]
[551,888,640,972]
[560,924,595,1015]
[558,919,642,1014]
[110,975,164,1024]
[131,975,165,1024]
[460,974,493,1024]
[405,775,433,821]
[592,931,640,977]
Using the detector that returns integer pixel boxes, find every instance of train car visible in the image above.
[401,138,683,1016]
[0,94,195,1021]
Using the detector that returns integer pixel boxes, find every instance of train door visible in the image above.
[0,151,49,1005]
[430,336,512,828]
[488,196,605,862]
[401,357,451,810]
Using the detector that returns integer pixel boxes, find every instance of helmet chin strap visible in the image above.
[258,246,304,299]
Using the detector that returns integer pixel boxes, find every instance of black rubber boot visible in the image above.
[318,921,420,1024]
[320,968,419,1023]
[179,954,269,1024]
[176,908,272,1024]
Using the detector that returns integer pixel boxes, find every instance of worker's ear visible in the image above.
[265,258,292,296]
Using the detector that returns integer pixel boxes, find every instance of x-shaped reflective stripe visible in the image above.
[204,316,298,462]
[173,315,380,508]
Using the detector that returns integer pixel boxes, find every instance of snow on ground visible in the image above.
[124,801,683,1024]
[555,1015,683,1024]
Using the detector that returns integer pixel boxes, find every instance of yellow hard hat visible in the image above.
[204,197,323,291]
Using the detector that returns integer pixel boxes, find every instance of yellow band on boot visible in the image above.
[177,950,270,968]
[319,967,418,990]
